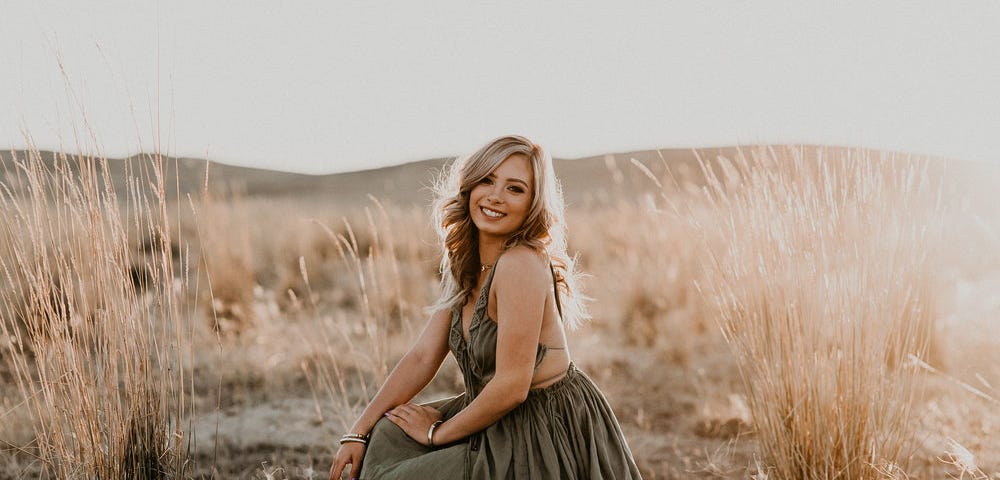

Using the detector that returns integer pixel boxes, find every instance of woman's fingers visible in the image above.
[330,443,367,480]
[349,456,363,480]
[389,403,436,419]
[329,459,345,480]
[417,404,441,416]
[385,410,407,430]
[387,404,416,422]
[384,403,444,446]
[392,403,416,415]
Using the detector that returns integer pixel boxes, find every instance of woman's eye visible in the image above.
[507,186,524,194]
[479,177,494,185]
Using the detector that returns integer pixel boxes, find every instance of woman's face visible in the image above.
[469,153,534,243]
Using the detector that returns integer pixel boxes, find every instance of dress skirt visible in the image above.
[359,363,641,480]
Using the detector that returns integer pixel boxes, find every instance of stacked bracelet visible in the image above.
[339,433,370,445]
[427,420,444,447]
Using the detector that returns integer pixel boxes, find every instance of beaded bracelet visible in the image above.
[340,433,369,445]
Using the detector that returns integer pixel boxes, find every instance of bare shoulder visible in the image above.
[494,245,549,287]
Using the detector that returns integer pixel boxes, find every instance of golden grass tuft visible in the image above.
[188,188,258,336]
[689,145,944,478]
[0,148,193,478]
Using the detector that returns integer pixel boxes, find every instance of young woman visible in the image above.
[329,135,641,479]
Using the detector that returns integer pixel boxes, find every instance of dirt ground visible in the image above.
[177,324,756,479]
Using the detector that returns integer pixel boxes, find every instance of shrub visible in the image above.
[0,150,193,478]
[691,146,943,478]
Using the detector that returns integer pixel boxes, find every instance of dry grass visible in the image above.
[297,198,438,431]
[685,146,944,478]
[0,149,194,478]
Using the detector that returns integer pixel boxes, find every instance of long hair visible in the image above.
[429,135,588,328]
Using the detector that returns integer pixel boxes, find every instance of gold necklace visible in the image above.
[480,263,493,272]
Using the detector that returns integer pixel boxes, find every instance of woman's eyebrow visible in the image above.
[505,177,528,187]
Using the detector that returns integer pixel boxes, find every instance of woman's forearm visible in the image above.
[427,372,529,445]
[347,350,444,435]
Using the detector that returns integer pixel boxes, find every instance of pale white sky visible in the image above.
[2,1,998,174]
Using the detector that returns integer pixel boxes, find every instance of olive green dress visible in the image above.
[360,265,642,479]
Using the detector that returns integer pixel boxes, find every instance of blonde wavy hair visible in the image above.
[430,135,588,328]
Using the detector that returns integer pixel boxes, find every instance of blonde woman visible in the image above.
[329,135,641,479]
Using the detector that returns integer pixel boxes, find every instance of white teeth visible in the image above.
[482,207,504,218]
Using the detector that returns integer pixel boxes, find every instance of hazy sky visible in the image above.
[2,1,998,174]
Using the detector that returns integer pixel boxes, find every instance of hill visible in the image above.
[7,145,966,208]
[0,147,746,208]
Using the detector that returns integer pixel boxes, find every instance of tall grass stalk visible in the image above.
[0,148,192,478]
[691,146,942,479]
[301,198,422,431]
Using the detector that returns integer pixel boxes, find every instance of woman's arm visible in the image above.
[346,307,453,435]
[427,246,549,445]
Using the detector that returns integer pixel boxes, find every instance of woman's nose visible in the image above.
[487,186,503,202]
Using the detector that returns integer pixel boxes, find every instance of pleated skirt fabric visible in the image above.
[359,363,642,480]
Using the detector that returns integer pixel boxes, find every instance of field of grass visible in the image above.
[1,145,998,479]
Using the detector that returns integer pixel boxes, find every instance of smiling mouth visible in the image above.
[480,206,506,219]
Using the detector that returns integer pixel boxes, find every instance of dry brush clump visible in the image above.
[166,188,441,430]
[568,200,711,364]
[0,150,194,479]
[186,188,259,336]
[687,146,944,479]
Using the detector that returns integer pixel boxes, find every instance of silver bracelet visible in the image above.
[427,420,444,447]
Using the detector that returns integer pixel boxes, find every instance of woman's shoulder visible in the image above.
[495,245,549,283]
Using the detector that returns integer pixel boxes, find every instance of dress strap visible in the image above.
[545,262,568,352]
[549,262,564,320]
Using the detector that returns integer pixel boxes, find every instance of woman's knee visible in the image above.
[369,415,401,441]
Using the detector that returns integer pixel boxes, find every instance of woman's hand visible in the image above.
[385,403,444,446]
[329,442,365,480]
